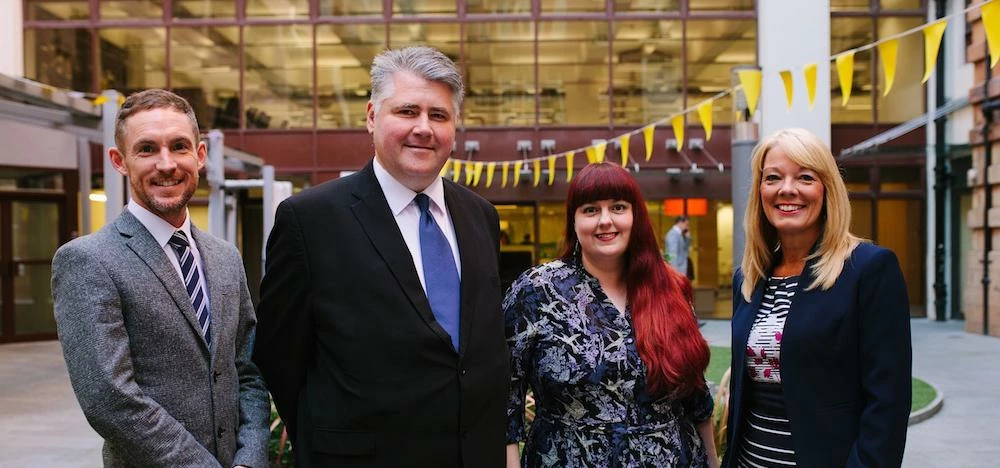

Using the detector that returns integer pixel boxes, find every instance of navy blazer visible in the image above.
[723,242,911,468]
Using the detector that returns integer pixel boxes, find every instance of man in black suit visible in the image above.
[253,46,509,467]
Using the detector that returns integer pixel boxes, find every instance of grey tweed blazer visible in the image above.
[51,210,269,467]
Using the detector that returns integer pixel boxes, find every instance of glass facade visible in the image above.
[21,0,929,318]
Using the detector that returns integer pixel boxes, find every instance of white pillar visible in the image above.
[0,0,24,77]
[758,0,831,146]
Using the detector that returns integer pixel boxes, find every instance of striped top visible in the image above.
[738,276,798,467]
[745,276,797,383]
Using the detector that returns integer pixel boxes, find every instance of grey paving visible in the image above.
[0,319,996,466]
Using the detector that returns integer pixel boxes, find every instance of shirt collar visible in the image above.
[372,156,447,215]
[126,200,193,248]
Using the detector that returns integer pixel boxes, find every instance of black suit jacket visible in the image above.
[254,162,509,468]
[723,242,911,468]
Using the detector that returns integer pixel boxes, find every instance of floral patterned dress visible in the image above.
[504,259,713,468]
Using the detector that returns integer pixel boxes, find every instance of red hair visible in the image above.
[559,163,709,398]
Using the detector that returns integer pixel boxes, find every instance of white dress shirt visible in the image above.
[372,156,462,292]
[127,200,211,309]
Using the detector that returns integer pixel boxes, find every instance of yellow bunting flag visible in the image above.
[118,94,125,106]
[619,134,631,167]
[585,147,597,164]
[779,70,794,110]
[835,52,855,107]
[486,162,496,188]
[983,1,1000,68]
[501,162,510,188]
[513,160,523,186]
[566,152,575,181]
[922,20,947,83]
[671,115,685,151]
[93,95,108,106]
[737,69,762,117]
[595,141,607,163]
[452,160,462,183]
[532,159,541,187]
[473,162,484,187]
[548,156,557,185]
[440,161,450,178]
[464,163,474,185]
[877,39,899,96]
[697,100,713,141]
[803,63,818,110]
[642,125,655,161]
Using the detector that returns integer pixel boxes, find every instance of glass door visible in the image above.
[0,199,63,341]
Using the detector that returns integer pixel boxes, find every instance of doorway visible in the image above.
[0,196,67,342]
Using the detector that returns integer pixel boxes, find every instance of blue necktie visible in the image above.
[414,193,461,350]
[168,231,212,346]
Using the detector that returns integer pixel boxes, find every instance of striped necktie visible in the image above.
[168,231,212,346]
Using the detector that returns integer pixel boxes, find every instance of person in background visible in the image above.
[666,215,692,278]
[51,89,269,467]
[504,162,717,467]
[724,128,911,468]
[254,46,508,467]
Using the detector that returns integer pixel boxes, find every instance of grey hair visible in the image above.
[370,46,464,117]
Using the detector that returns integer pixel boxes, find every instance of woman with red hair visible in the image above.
[504,162,717,467]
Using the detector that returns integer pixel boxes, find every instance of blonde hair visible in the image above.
[741,128,861,301]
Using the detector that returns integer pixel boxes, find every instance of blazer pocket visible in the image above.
[313,428,376,456]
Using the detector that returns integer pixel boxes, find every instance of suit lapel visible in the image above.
[444,182,484,357]
[349,163,456,351]
[115,211,211,354]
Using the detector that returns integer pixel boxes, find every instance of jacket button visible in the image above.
[217,427,225,438]
[460,369,468,376]
[213,371,221,382]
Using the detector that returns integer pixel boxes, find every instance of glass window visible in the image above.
[537,202,566,262]
[877,198,924,310]
[880,0,921,10]
[170,26,240,130]
[392,0,458,16]
[843,166,872,192]
[173,0,236,18]
[879,165,922,191]
[538,21,609,126]
[541,0,605,14]
[497,203,538,291]
[320,0,383,16]
[98,28,167,93]
[612,0,679,12]
[687,19,756,125]
[612,21,683,126]
[849,198,873,239]
[388,23,461,59]
[689,0,753,11]
[831,0,872,12]
[316,24,386,129]
[244,25,315,129]
[23,28,92,92]
[876,17,925,123]
[246,0,309,18]
[100,1,164,19]
[25,0,90,20]
[464,22,535,127]
[831,17,873,123]
[467,0,532,14]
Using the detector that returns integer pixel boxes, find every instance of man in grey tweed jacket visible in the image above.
[51,89,269,467]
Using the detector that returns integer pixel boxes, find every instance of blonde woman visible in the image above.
[722,128,911,468]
